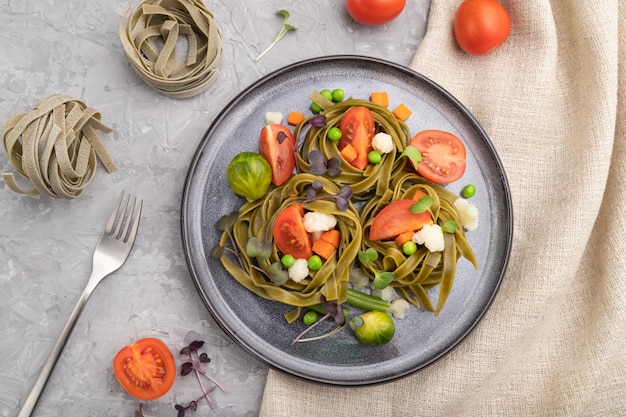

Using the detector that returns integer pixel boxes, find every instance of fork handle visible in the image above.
[17,277,100,417]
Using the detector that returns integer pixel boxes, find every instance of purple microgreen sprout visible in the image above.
[267,261,289,285]
[295,115,327,151]
[254,10,297,62]
[291,298,347,345]
[213,211,242,261]
[305,182,352,211]
[308,151,341,177]
[276,130,289,144]
[245,236,272,259]
[175,341,228,417]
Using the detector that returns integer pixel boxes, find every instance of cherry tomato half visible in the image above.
[339,106,375,170]
[273,203,313,259]
[346,0,406,26]
[369,199,432,241]
[454,0,510,56]
[113,337,176,401]
[259,124,296,186]
[409,130,467,184]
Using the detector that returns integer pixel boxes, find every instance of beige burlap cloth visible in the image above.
[259,0,626,415]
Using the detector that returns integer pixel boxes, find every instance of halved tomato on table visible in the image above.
[369,199,432,241]
[259,124,296,186]
[273,203,313,259]
[339,106,375,170]
[113,337,176,400]
[409,130,467,184]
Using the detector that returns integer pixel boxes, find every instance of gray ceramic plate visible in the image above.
[181,55,513,386]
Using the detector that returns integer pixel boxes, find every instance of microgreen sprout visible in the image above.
[246,236,272,259]
[401,145,422,167]
[373,271,395,290]
[255,10,297,62]
[358,248,379,264]
[175,341,228,417]
[308,150,341,177]
[442,219,458,233]
[291,297,347,345]
[305,180,352,211]
[410,195,434,214]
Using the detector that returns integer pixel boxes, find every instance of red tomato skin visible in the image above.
[339,106,375,170]
[369,199,432,241]
[273,203,313,259]
[259,124,296,186]
[113,337,176,401]
[454,0,510,56]
[346,0,406,26]
[409,130,467,184]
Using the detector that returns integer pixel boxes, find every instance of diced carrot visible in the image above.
[312,238,337,259]
[340,143,358,162]
[287,111,305,126]
[320,229,341,248]
[392,104,412,121]
[411,190,427,200]
[370,92,389,107]
[394,231,415,247]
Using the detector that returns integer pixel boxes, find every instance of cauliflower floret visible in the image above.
[265,112,283,125]
[303,212,337,233]
[454,198,479,231]
[288,258,309,283]
[371,286,395,301]
[389,298,411,319]
[413,223,445,252]
[372,132,394,154]
[349,268,370,291]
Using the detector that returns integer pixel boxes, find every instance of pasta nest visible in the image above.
[220,173,362,323]
[119,0,223,98]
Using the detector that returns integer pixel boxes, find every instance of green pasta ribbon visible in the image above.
[119,0,223,98]
[1,94,116,199]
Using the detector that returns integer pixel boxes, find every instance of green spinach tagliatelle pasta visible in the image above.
[218,97,477,322]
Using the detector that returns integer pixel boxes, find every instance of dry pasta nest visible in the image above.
[359,171,477,315]
[295,99,411,200]
[1,94,116,199]
[119,0,224,98]
[219,173,362,323]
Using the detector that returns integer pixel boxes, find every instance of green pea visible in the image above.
[320,89,333,101]
[310,102,322,114]
[327,127,342,142]
[303,310,319,326]
[308,255,323,271]
[281,254,295,268]
[462,184,476,198]
[331,89,345,102]
[402,241,418,256]
[368,150,382,164]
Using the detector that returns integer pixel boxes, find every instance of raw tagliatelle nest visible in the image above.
[1,94,117,199]
[119,0,224,99]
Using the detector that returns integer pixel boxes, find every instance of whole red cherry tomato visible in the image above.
[454,0,510,56]
[346,0,406,26]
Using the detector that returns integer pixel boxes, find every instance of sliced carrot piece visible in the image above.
[392,104,412,121]
[312,238,337,259]
[370,92,389,107]
[411,190,427,200]
[394,231,415,247]
[287,111,305,126]
[320,229,340,248]
[340,143,358,162]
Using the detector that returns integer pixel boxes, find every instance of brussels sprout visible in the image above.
[349,310,395,346]
[226,152,272,201]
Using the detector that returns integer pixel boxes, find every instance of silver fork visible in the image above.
[17,191,143,417]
